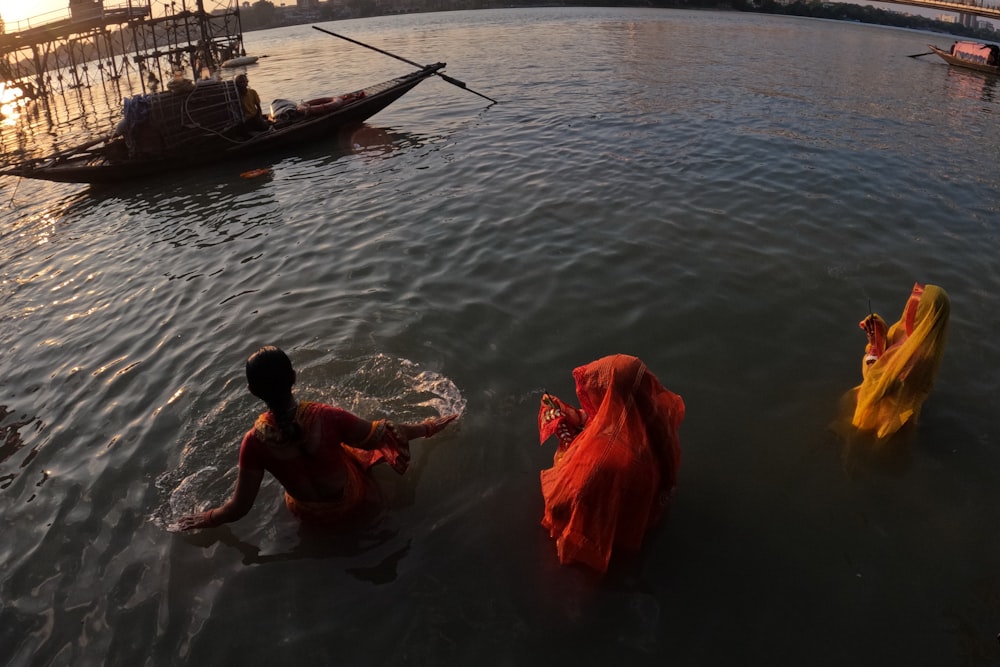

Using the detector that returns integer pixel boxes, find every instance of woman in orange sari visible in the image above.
[177,346,456,530]
[537,354,684,574]
[847,283,950,441]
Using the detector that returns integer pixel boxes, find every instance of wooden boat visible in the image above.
[928,41,1000,75]
[221,55,260,68]
[1,63,445,185]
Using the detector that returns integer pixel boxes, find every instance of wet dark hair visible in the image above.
[246,346,301,441]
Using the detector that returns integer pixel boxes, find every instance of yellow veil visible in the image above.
[850,283,950,440]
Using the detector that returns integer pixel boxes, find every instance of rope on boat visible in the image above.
[178,84,247,145]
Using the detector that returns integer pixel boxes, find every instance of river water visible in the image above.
[2,7,999,665]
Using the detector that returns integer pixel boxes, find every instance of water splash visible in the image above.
[163,466,219,532]
[152,353,466,530]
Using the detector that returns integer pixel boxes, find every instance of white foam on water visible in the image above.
[153,354,466,529]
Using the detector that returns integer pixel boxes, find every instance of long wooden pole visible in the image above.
[311,26,497,104]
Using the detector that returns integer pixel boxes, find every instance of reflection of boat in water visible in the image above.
[928,41,1000,75]
[943,66,996,103]
[1,64,445,185]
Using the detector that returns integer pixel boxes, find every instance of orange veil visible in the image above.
[537,355,684,573]
[849,283,950,440]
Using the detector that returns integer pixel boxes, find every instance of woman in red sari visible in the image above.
[537,354,684,573]
[177,346,456,530]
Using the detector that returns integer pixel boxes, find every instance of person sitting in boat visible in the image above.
[235,73,270,132]
[845,283,950,441]
[537,354,684,574]
[176,346,458,530]
[167,68,195,94]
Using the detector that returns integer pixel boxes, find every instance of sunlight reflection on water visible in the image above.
[1,7,1000,666]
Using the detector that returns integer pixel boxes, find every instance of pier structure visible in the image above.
[0,0,246,101]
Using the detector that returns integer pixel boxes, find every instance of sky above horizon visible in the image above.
[1,0,66,26]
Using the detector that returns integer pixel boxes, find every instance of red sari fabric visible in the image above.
[538,355,684,573]
[243,402,410,523]
[284,464,371,523]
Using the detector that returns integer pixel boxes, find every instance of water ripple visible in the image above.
[2,9,1000,666]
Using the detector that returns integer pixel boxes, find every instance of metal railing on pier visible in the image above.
[0,0,248,167]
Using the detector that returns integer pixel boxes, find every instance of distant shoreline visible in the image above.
[239,1,998,42]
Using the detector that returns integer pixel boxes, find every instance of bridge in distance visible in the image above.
[876,0,1000,20]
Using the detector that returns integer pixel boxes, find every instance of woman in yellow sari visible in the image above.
[848,283,950,441]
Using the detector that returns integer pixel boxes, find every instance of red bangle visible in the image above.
[205,509,216,526]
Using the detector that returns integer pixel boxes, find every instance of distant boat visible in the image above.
[221,55,260,68]
[928,41,1000,75]
[0,64,445,185]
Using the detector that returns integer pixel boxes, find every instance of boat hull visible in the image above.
[4,64,444,185]
[928,44,1000,76]
[221,56,259,68]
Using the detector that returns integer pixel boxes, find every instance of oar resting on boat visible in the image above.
[312,25,497,105]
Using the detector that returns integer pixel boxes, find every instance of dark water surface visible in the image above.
[2,7,1000,665]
